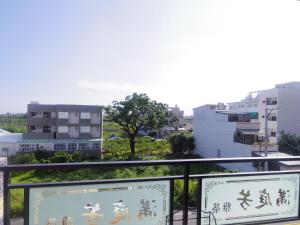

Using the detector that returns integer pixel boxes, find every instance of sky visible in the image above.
[1,0,300,115]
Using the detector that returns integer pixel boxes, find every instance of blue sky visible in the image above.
[1,0,300,114]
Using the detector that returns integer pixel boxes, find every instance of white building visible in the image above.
[228,82,300,144]
[193,105,258,171]
[193,82,300,171]
[0,129,22,157]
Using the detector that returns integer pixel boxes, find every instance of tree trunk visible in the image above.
[129,136,136,160]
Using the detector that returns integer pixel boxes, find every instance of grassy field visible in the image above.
[0,114,26,133]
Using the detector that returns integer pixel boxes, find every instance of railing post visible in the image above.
[183,164,189,225]
[197,178,202,225]
[3,170,10,225]
[169,179,174,225]
[24,188,29,225]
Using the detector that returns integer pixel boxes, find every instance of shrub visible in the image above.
[15,152,38,164]
[168,132,195,155]
[49,151,74,163]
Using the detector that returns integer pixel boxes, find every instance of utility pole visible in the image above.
[263,107,277,171]
[264,108,269,171]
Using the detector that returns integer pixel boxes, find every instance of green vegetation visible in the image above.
[168,132,195,155]
[105,93,178,159]
[279,131,300,155]
[6,116,222,217]
[9,136,221,217]
[0,113,26,133]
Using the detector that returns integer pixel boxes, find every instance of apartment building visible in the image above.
[193,82,300,171]
[19,103,103,152]
[228,82,300,144]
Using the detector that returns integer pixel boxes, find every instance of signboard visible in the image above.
[29,181,169,225]
[201,174,300,225]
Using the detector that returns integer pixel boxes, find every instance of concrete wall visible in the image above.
[0,143,17,156]
[91,126,100,138]
[277,84,300,136]
[69,126,79,138]
[69,112,79,124]
[193,106,256,172]
[91,112,101,124]
[257,88,278,144]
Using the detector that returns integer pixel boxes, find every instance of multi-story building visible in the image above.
[193,82,300,171]
[18,103,103,152]
[228,82,300,144]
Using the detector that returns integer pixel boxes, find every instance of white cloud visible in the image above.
[77,80,147,93]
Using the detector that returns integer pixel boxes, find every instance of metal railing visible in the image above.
[2,156,300,225]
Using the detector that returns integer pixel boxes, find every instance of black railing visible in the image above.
[2,156,300,225]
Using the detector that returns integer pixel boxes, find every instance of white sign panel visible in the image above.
[201,174,299,225]
[29,180,169,225]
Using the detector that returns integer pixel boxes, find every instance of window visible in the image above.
[270,116,277,121]
[254,104,258,107]
[92,143,100,150]
[58,126,68,133]
[43,112,51,118]
[80,112,91,119]
[266,97,277,105]
[80,126,91,133]
[43,126,51,133]
[58,112,69,119]
[30,126,36,131]
[2,147,9,153]
[78,143,90,150]
[54,143,67,150]
[68,143,77,150]
[270,131,277,137]
[31,112,37,116]
[19,144,36,152]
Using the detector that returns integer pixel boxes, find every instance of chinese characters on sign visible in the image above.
[201,174,299,225]
[29,181,169,225]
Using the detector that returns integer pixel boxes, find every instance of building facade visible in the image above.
[193,82,300,171]
[19,103,103,153]
[228,82,300,144]
[193,105,258,171]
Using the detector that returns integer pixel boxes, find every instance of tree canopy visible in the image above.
[168,132,195,155]
[279,131,300,155]
[105,93,178,159]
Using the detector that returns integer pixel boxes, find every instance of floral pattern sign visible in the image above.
[201,174,300,225]
[29,181,169,225]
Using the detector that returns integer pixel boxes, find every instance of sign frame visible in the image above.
[200,172,300,225]
[26,179,171,225]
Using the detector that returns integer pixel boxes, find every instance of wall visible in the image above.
[257,88,278,144]
[193,106,255,172]
[277,85,300,137]
[0,142,17,156]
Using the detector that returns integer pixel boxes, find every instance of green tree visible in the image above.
[106,93,177,159]
[168,132,195,155]
[279,131,300,155]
